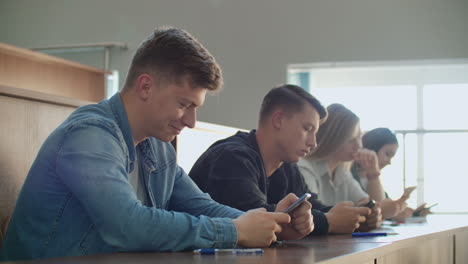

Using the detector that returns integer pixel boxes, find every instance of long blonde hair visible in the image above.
[308,103,360,160]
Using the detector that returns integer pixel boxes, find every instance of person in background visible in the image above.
[298,103,382,230]
[190,85,371,235]
[0,27,313,261]
[352,127,430,220]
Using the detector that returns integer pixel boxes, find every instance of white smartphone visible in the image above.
[283,193,312,214]
[425,203,439,210]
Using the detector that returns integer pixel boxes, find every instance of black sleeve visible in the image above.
[311,209,329,236]
[309,194,332,212]
[189,147,276,212]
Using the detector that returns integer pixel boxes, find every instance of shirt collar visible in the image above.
[247,129,261,153]
[108,93,136,163]
[310,159,329,179]
[311,159,348,185]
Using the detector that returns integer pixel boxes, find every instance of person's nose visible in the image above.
[306,133,317,150]
[181,108,196,129]
[353,140,361,151]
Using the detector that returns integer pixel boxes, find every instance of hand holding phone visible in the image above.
[363,199,376,208]
[416,202,438,211]
[400,186,417,201]
[413,202,438,216]
[425,203,439,210]
[283,193,312,214]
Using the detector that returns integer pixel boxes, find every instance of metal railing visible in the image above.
[32,42,128,72]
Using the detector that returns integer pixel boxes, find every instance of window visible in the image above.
[176,121,244,173]
[288,61,468,213]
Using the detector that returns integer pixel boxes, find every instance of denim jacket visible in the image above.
[1,93,242,261]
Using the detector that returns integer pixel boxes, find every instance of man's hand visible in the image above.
[275,193,314,240]
[325,201,370,234]
[357,203,383,232]
[233,208,290,247]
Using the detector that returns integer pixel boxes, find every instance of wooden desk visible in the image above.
[3,215,468,264]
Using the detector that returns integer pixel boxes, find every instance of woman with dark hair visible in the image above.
[351,127,399,201]
[352,128,430,220]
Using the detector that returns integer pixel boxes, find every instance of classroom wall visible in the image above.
[1,0,467,129]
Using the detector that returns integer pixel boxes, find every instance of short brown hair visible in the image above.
[123,27,222,91]
[259,84,327,124]
[309,103,359,159]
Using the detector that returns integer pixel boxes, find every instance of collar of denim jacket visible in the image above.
[108,93,136,163]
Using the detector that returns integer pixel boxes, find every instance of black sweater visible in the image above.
[189,130,330,235]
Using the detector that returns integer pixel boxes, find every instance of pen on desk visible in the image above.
[193,248,264,255]
[352,232,399,237]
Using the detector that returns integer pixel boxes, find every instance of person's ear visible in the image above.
[135,74,154,100]
[271,110,285,130]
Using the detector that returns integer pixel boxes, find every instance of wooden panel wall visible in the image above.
[456,229,468,264]
[0,43,106,102]
[0,88,90,225]
[377,235,453,264]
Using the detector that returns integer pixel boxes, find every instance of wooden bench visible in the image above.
[0,43,107,245]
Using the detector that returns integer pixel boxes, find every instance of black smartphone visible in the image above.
[283,193,312,214]
[363,199,376,208]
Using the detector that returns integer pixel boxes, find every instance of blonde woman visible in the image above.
[298,103,384,230]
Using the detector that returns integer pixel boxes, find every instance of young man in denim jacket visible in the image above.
[1,28,313,261]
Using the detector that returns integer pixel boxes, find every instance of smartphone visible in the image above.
[283,193,312,214]
[415,202,438,211]
[425,203,439,210]
[363,199,376,208]
[413,203,438,216]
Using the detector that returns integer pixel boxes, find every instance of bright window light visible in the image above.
[288,61,468,213]
[424,84,468,130]
[311,85,417,131]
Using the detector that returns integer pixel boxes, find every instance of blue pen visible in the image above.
[352,232,398,237]
[193,248,264,255]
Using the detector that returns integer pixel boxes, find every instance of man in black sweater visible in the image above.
[190,84,372,235]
